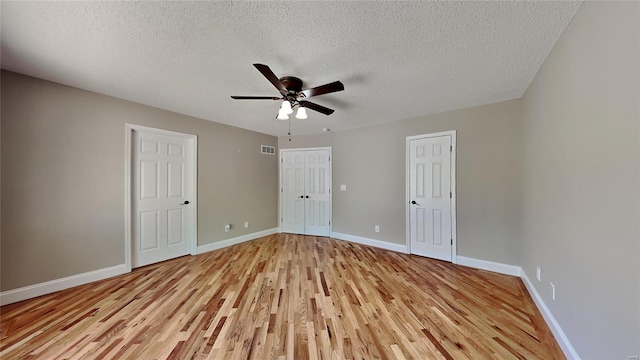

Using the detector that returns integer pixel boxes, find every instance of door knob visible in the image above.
[298,195,304,198]
[305,196,309,198]
[411,200,419,205]
[180,201,190,205]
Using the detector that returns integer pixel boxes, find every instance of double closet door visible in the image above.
[280,148,332,237]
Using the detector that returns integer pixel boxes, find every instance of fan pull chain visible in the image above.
[288,120,292,141]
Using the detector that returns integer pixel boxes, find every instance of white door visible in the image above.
[132,129,195,267]
[280,148,331,236]
[304,150,331,236]
[281,151,306,235]
[409,134,453,261]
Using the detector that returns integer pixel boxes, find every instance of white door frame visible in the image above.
[124,123,198,272]
[278,147,332,235]
[406,130,457,263]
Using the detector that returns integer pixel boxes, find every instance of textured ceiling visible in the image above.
[1,1,582,136]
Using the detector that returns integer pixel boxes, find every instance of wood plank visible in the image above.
[0,234,565,359]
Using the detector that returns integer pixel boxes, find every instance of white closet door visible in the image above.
[280,148,332,236]
[281,151,306,234]
[304,150,331,236]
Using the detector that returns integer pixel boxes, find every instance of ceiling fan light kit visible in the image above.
[277,103,308,121]
[277,110,289,120]
[295,107,307,120]
[231,63,344,123]
[280,100,293,115]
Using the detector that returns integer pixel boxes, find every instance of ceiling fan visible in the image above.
[231,64,344,120]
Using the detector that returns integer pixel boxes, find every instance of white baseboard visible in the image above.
[330,232,409,253]
[196,228,278,255]
[456,256,521,277]
[520,270,581,360]
[1,228,278,306]
[0,264,128,306]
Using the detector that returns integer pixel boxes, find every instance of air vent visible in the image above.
[261,145,276,155]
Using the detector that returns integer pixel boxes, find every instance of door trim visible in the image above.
[278,147,332,235]
[405,130,457,263]
[124,123,198,272]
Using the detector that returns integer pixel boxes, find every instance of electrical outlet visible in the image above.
[374,225,380,233]
[536,267,541,282]
[550,282,555,300]
[224,224,231,232]
[244,221,249,228]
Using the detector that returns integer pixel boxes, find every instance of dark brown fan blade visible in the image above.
[301,81,344,98]
[299,100,334,115]
[253,64,287,94]
[231,96,281,100]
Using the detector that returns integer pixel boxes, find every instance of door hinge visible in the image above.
[329,220,331,225]
[450,145,452,152]
[281,217,283,222]
[451,239,453,245]
[329,188,331,193]
[281,188,283,192]
[450,192,452,198]
[328,156,331,162]
[281,158,283,163]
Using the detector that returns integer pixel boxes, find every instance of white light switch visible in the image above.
[340,184,347,191]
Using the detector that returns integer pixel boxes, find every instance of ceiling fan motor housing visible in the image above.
[279,76,303,94]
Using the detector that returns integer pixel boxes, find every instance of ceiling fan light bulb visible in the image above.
[277,110,289,120]
[295,107,308,119]
[281,100,293,115]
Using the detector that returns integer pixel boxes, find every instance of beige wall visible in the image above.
[1,71,278,291]
[521,1,639,358]
[280,99,523,265]
[3,2,638,357]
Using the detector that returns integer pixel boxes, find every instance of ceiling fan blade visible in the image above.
[231,96,281,100]
[301,81,344,98]
[299,100,335,115]
[253,63,287,94]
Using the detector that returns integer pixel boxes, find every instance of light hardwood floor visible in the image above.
[1,234,564,359]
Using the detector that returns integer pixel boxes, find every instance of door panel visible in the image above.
[167,162,184,198]
[410,136,452,261]
[133,130,193,267]
[281,151,306,234]
[167,209,183,245]
[305,150,331,236]
[140,160,159,199]
[140,211,160,251]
